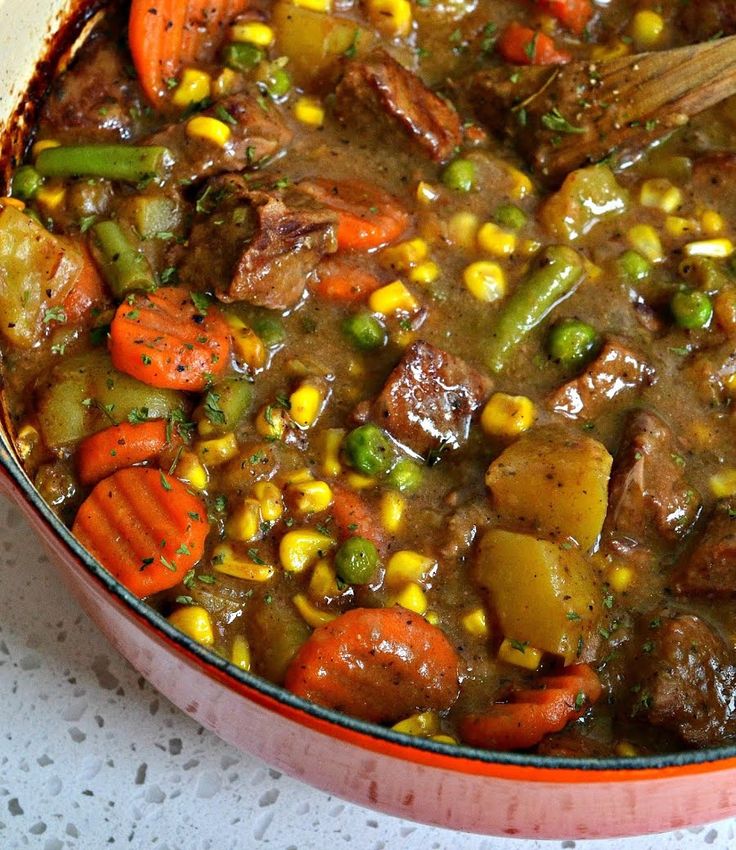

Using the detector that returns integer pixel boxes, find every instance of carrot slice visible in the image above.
[311,259,384,303]
[109,287,231,391]
[299,179,410,252]
[536,0,593,35]
[62,241,107,325]
[129,0,251,105]
[459,664,602,750]
[72,466,210,598]
[497,22,572,65]
[330,484,386,553]
[76,419,177,486]
[285,607,460,724]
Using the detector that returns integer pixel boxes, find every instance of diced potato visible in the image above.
[485,426,612,551]
[475,529,600,664]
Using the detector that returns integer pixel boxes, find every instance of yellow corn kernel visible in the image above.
[225,314,266,369]
[608,564,634,594]
[293,0,332,10]
[463,261,506,303]
[631,10,665,49]
[252,481,284,522]
[477,222,516,257]
[289,384,324,429]
[504,165,533,200]
[32,139,60,159]
[289,479,334,514]
[447,211,479,249]
[15,424,39,462]
[226,498,262,542]
[497,637,543,671]
[280,467,314,486]
[366,0,412,37]
[230,21,274,46]
[416,180,439,204]
[392,711,441,737]
[590,38,630,61]
[186,116,232,147]
[346,472,376,490]
[308,558,341,599]
[322,428,344,477]
[519,238,542,256]
[231,635,252,671]
[701,209,725,236]
[212,68,238,98]
[389,582,428,615]
[385,550,436,587]
[627,224,664,263]
[381,238,428,271]
[584,259,603,281]
[369,280,419,315]
[174,449,209,491]
[293,593,338,628]
[36,182,66,212]
[683,238,734,259]
[168,606,214,647]
[394,329,417,349]
[294,96,325,127]
[0,196,25,210]
[172,68,212,107]
[665,215,699,239]
[431,734,458,745]
[615,741,640,758]
[461,607,489,638]
[195,432,239,466]
[639,179,683,214]
[213,543,275,582]
[481,392,536,440]
[255,403,288,440]
[409,260,440,285]
[425,610,439,626]
[279,529,334,573]
[380,491,405,533]
[710,469,736,498]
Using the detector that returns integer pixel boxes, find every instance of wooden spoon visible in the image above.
[470,35,736,185]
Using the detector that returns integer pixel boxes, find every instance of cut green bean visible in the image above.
[486,245,585,373]
[91,220,157,297]
[36,145,173,183]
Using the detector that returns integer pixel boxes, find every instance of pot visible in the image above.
[2,1,736,838]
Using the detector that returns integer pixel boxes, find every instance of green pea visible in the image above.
[12,165,44,200]
[671,289,713,330]
[260,64,291,99]
[342,312,386,351]
[387,457,424,493]
[344,424,395,477]
[223,42,264,72]
[252,314,285,348]
[619,250,651,282]
[547,318,600,369]
[494,203,527,230]
[335,536,379,585]
[442,158,476,192]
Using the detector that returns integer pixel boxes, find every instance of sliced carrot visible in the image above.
[311,259,384,304]
[536,0,593,35]
[76,419,178,486]
[129,0,251,105]
[284,607,460,724]
[459,664,602,751]
[109,287,231,391]
[497,22,572,65]
[330,484,386,553]
[72,466,210,598]
[299,179,410,252]
[62,241,107,325]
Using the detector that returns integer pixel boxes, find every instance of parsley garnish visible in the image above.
[541,108,585,135]
[203,391,226,426]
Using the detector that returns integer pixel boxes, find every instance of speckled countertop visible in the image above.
[1,496,735,850]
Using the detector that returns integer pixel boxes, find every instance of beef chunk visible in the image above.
[679,0,736,41]
[335,50,462,163]
[371,341,492,458]
[146,94,292,184]
[178,175,337,309]
[634,613,736,747]
[604,411,701,555]
[548,339,656,420]
[673,499,736,596]
[690,153,736,224]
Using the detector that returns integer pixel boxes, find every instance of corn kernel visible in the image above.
[255,403,288,440]
[409,260,440,285]
[279,529,334,573]
[294,96,325,127]
[392,711,441,737]
[497,637,543,671]
[447,211,478,249]
[280,467,314,486]
[225,314,266,369]
[173,449,208,491]
[665,216,699,239]
[590,38,631,61]
[195,432,239,466]
[380,491,405,533]
[32,139,60,159]
[322,428,344,477]
[394,329,417,348]
[519,238,542,255]
[684,238,734,259]
[230,21,274,46]
[186,115,232,147]
[0,196,25,210]
[289,384,324,429]
[36,182,66,212]
[168,605,215,647]
[346,472,376,490]
[389,582,428,615]
[710,469,736,498]
[615,741,640,758]
[424,610,439,626]
[308,558,341,599]
[481,392,536,440]
[293,593,338,628]
[381,238,428,271]
[231,634,251,671]
[701,210,725,236]
[172,68,212,107]
[289,479,334,514]
[608,564,634,594]
[504,165,533,200]
[293,0,332,10]
[631,10,665,49]
[252,481,284,522]
[431,734,458,745]
[369,280,419,315]
[477,222,516,257]
[385,550,436,587]
[627,224,664,263]
[463,261,506,303]
[639,179,683,214]
[15,424,39,462]
[416,181,439,204]
[213,542,275,581]
[212,68,238,98]
[226,497,262,542]
[366,0,412,37]
[461,607,489,638]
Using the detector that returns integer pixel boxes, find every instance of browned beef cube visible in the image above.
[371,341,492,458]
[335,50,462,163]
[673,500,736,596]
[548,339,656,420]
[604,410,701,554]
[680,0,736,41]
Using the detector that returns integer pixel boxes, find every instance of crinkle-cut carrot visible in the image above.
[537,0,593,35]
[311,259,384,303]
[109,287,231,391]
[72,466,210,598]
[284,607,460,723]
[459,664,602,750]
[497,22,572,65]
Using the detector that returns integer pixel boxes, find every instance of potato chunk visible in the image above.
[485,426,612,551]
[475,529,600,664]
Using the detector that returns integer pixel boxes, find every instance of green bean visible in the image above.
[36,145,173,183]
[486,245,585,373]
[91,221,156,297]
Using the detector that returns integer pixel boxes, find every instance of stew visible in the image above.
[4,0,736,758]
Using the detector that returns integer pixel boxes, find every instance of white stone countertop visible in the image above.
[1,496,735,850]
